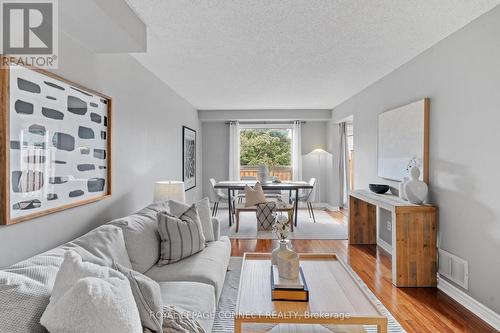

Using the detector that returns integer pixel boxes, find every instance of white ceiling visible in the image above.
[125,0,500,110]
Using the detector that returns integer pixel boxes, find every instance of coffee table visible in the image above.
[235,253,388,333]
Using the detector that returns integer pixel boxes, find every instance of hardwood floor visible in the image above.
[229,210,497,333]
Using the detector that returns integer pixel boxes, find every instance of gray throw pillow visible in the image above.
[157,204,206,266]
[169,197,215,242]
[114,263,163,333]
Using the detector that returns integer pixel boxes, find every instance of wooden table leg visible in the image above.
[227,188,233,226]
[294,189,299,227]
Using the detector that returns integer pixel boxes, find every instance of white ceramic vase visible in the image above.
[404,167,428,204]
[399,176,410,200]
[272,240,289,265]
[258,165,268,184]
[277,246,300,280]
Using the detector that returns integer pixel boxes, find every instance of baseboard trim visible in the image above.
[437,277,500,330]
[377,238,392,255]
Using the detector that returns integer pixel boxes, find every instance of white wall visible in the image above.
[331,6,500,314]
[0,32,201,268]
[201,121,330,202]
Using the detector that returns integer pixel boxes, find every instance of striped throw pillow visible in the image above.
[157,204,206,266]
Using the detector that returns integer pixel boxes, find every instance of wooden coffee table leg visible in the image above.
[377,319,388,333]
[234,318,242,333]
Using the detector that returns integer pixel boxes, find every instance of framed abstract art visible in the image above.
[182,126,196,191]
[0,64,112,225]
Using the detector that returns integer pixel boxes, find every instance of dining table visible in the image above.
[213,180,314,227]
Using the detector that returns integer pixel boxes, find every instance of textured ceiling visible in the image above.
[125,0,500,110]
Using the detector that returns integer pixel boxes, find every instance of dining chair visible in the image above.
[291,178,317,222]
[209,178,233,217]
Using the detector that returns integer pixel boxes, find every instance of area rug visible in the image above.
[212,257,406,333]
[217,209,348,240]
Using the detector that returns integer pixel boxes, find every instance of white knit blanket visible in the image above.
[144,306,205,333]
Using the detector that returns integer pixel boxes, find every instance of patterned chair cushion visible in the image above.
[256,202,276,231]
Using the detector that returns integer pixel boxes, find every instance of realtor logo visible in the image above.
[1,0,58,68]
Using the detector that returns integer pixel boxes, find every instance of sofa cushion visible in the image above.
[169,197,215,242]
[157,205,206,266]
[145,236,231,300]
[67,225,132,269]
[212,217,220,241]
[0,247,66,333]
[0,225,132,333]
[109,201,169,273]
[158,281,216,333]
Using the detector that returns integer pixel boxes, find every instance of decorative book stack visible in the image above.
[270,265,309,302]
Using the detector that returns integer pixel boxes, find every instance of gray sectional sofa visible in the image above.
[0,201,231,333]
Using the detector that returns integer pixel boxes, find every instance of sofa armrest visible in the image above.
[211,217,220,241]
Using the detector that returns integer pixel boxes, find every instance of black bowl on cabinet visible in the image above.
[369,184,390,194]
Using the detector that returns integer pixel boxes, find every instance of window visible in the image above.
[239,126,293,180]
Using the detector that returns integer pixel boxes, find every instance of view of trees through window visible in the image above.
[240,128,293,180]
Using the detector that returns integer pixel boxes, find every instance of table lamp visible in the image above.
[154,181,186,203]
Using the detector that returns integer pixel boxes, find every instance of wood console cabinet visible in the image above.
[349,190,438,287]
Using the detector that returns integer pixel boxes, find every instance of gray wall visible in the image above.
[201,121,330,202]
[0,33,201,268]
[201,122,229,197]
[331,6,500,313]
[301,122,330,203]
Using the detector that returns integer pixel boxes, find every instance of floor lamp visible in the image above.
[308,148,330,203]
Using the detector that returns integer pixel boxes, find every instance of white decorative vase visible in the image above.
[399,176,410,200]
[257,165,268,184]
[404,167,428,204]
[277,246,300,280]
[272,240,289,265]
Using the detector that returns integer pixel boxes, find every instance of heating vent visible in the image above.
[438,249,469,289]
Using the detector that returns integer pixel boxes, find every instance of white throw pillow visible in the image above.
[40,251,142,333]
[157,205,206,266]
[244,182,267,207]
[41,277,142,333]
[49,250,123,303]
[169,197,215,242]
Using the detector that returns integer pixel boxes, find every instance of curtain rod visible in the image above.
[224,121,306,125]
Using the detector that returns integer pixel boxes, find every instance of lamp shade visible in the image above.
[309,148,329,155]
[154,181,186,203]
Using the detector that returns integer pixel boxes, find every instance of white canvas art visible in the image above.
[378,99,427,182]
[5,66,111,224]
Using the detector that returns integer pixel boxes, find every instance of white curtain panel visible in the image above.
[292,120,303,181]
[228,121,240,180]
[339,122,350,208]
